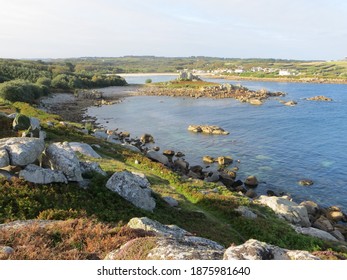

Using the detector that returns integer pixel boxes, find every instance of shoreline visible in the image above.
[39,85,141,124]
[201,74,347,85]
[117,72,347,85]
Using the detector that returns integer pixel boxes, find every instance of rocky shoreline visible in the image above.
[39,85,140,124]
[1,96,347,260]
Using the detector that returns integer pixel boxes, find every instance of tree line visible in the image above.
[0,59,127,103]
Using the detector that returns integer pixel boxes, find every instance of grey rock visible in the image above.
[39,130,47,140]
[292,226,338,242]
[106,171,155,211]
[313,216,334,232]
[0,137,45,166]
[121,143,141,153]
[69,142,101,158]
[146,150,169,165]
[93,130,108,140]
[45,142,83,182]
[29,117,41,130]
[330,230,345,241]
[249,99,263,105]
[257,195,311,227]
[107,136,122,144]
[224,239,319,260]
[0,148,10,168]
[205,172,220,182]
[19,164,67,184]
[80,161,107,176]
[235,206,258,219]
[173,158,189,171]
[300,201,319,216]
[162,196,179,207]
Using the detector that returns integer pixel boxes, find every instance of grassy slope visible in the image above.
[1,101,346,259]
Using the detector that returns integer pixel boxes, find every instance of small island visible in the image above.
[135,71,285,105]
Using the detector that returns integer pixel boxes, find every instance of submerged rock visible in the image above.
[306,96,333,101]
[283,100,297,106]
[298,179,314,186]
[188,125,229,135]
[140,133,154,144]
[244,175,259,187]
[216,156,233,165]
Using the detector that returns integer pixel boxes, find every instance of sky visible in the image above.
[0,0,346,60]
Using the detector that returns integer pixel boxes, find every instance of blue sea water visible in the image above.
[87,75,347,211]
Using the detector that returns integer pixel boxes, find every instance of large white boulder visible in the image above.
[45,142,83,182]
[223,239,319,260]
[0,137,45,166]
[19,164,67,184]
[257,195,311,227]
[106,171,155,211]
[69,142,101,158]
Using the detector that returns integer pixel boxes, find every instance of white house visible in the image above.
[234,69,244,74]
[279,70,291,76]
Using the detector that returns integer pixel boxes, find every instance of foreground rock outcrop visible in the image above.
[223,239,319,260]
[105,217,224,260]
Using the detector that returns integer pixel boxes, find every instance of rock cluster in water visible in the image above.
[305,95,333,101]
[136,83,285,104]
[187,125,229,135]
